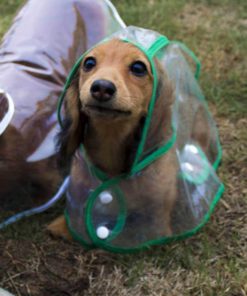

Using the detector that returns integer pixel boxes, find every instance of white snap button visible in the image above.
[181,162,194,172]
[96,226,110,239]
[99,191,113,204]
[185,144,198,154]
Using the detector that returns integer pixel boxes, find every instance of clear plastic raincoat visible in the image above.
[57,26,224,252]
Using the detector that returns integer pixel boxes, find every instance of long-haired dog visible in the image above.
[48,39,176,239]
[48,39,210,240]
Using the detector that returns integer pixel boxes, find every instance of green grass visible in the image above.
[113,0,247,120]
[0,0,247,295]
[0,0,24,37]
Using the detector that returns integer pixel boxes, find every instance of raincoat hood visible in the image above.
[57,26,224,252]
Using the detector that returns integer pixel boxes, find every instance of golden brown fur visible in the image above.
[48,39,209,240]
[48,39,176,239]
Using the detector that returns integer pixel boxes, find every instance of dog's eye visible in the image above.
[130,61,147,77]
[83,57,96,72]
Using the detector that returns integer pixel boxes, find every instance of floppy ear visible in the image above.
[125,60,175,168]
[145,59,174,150]
[57,71,88,173]
[155,59,174,107]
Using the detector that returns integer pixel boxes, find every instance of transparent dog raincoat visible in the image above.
[57,26,225,252]
[58,26,225,252]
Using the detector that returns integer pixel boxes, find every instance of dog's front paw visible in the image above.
[47,215,72,240]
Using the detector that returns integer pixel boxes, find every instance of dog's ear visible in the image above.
[125,61,174,169]
[146,60,174,148]
[57,71,88,173]
[155,59,174,108]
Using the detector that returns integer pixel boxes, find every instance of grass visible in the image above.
[114,0,247,120]
[0,0,247,295]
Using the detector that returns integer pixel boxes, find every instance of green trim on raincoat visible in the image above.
[65,182,225,253]
[57,32,224,253]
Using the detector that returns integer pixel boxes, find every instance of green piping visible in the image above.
[213,138,222,170]
[64,209,95,250]
[171,41,201,80]
[147,36,170,57]
[58,30,224,253]
[84,175,124,241]
[57,38,110,128]
[125,37,172,170]
[86,184,127,243]
[66,182,224,253]
[131,123,176,175]
[80,145,109,182]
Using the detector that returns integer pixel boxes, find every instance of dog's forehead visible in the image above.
[89,39,149,64]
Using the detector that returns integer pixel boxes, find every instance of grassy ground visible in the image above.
[0,0,246,295]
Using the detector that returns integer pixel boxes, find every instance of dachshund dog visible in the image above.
[48,38,211,242]
[48,39,178,240]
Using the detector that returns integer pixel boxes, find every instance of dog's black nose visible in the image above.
[90,79,116,102]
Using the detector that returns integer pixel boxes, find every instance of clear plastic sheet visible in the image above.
[65,27,224,251]
[0,0,125,222]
